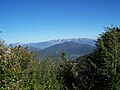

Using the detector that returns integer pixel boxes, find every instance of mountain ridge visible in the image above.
[12,38,96,49]
[36,42,95,60]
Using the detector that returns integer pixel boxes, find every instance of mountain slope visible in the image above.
[28,46,41,52]
[25,38,95,49]
[37,42,95,60]
[11,38,95,49]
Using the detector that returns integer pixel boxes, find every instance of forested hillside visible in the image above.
[0,26,120,90]
[37,42,94,60]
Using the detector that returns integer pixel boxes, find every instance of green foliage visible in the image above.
[34,56,64,90]
[76,26,120,90]
[71,26,120,90]
[0,42,65,90]
[56,51,75,90]
[94,26,120,89]
[60,49,68,61]
[1,26,120,90]
[0,43,36,89]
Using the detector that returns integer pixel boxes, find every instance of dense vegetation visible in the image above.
[0,26,120,90]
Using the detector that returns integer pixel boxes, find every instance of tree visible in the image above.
[87,26,120,90]
[34,56,63,90]
[73,26,120,90]
[60,49,68,61]
[0,38,65,90]
[56,50,75,90]
[95,26,120,89]
[0,43,36,89]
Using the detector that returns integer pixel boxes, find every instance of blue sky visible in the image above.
[0,0,120,44]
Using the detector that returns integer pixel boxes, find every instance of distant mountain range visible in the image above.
[37,42,95,60]
[12,38,96,49]
[27,38,96,49]
[11,38,96,59]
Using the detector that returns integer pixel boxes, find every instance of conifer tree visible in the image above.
[88,26,120,90]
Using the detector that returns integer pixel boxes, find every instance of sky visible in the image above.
[0,0,120,44]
